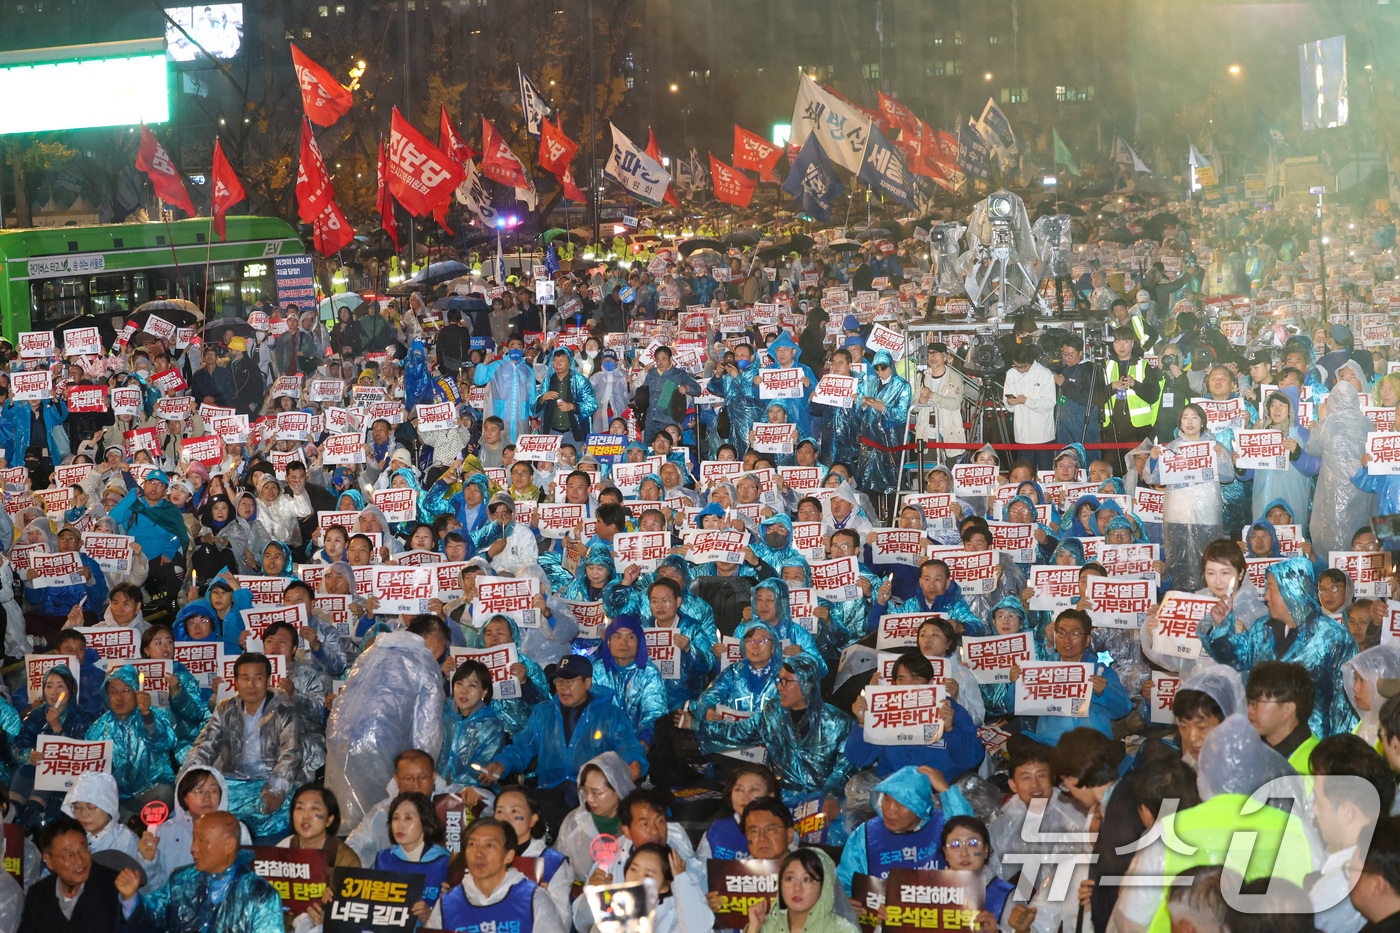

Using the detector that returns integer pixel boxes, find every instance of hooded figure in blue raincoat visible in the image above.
[869,559,985,638]
[1204,555,1358,736]
[475,341,538,441]
[756,332,816,435]
[752,398,802,467]
[547,542,621,651]
[438,660,508,788]
[84,663,179,805]
[749,577,826,680]
[749,653,853,807]
[713,349,764,458]
[818,350,864,467]
[1,395,70,468]
[640,572,716,712]
[751,513,804,568]
[834,766,975,895]
[590,616,670,745]
[173,584,252,655]
[535,347,599,442]
[856,349,912,495]
[692,620,783,756]
[461,614,548,735]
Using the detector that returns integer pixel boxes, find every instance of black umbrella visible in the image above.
[409,260,470,286]
[678,237,723,256]
[855,227,893,240]
[51,313,118,348]
[202,318,257,346]
[1143,212,1183,240]
[827,238,862,252]
[723,229,761,246]
[129,307,200,330]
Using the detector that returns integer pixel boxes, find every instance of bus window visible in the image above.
[32,277,86,325]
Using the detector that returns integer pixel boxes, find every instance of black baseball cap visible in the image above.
[551,655,593,681]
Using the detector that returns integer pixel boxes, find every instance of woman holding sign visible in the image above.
[1141,404,1236,592]
[13,664,88,826]
[745,848,856,933]
[1248,387,1318,530]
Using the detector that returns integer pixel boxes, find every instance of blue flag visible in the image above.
[545,243,560,274]
[957,121,992,181]
[858,125,916,207]
[782,135,845,222]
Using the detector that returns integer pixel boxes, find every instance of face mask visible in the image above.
[586,350,599,359]
[508,349,524,363]
[603,360,616,372]
[764,531,788,550]
[736,359,752,371]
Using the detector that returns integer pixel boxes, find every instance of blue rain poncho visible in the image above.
[751,654,854,806]
[83,663,178,800]
[165,657,211,751]
[534,348,600,439]
[1251,387,1320,527]
[749,578,826,680]
[492,683,649,789]
[981,595,1034,717]
[1203,555,1359,736]
[818,371,863,467]
[589,616,670,743]
[15,666,91,786]
[757,332,817,435]
[813,552,883,658]
[869,579,986,638]
[551,543,619,652]
[714,363,764,459]
[754,398,802,467]
[174,587,253,655]
[475,352,538,441]
[843,682,984,779]
[693,620,783,756]
[126,857,284,933]
[834,766,975,895]
[460,615,547,735]
[750,513,804,569]
[855,350,912,494]
[438,700,507,789]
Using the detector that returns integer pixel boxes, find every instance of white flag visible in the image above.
[1113,136,1150,173]
[790,73,871,174]
[518,66,551,139]
[455,159,498,227]
[603,124,673,207]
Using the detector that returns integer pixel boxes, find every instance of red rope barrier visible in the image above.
[859,438,1146,453]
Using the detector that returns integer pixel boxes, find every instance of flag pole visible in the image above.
[161,208,187,301]
[202,211,215,341]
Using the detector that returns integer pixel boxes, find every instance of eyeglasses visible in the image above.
[745,823,788,838]
[748,637,773,646]
[778,676,801,687]
[581,786,615,801]
[946,838,984,850]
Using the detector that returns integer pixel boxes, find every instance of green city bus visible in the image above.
[0,216,306,342]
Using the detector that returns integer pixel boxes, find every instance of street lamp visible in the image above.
[670,83,678,92]
[1228,64,1241,75]
[984,72,993,81]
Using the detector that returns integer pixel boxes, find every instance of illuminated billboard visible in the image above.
[1300,35,1348,132]
[0,53,170,134]
[166,4,245,62]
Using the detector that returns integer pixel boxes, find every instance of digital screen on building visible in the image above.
[0,53,170,134]
[165,3,244,61]
[1299,35,1348,132]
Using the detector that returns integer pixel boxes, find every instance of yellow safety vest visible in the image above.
[1103,357,1161,428]
[1148,793,1312,933]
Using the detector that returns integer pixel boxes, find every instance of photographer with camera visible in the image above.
[1003,344,1057,470]
[1100,326,1162,473]
[1055,335,1100,448]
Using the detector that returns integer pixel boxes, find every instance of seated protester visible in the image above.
[836,765,974,897]
[1160,662,1244,768]
[869,559,983,637]
[1245,660,1319,775]
[1309,734,1394,933]
[697,765,780,861]
[279,581,348,678]
[941,816,1032,933]
[1203,555,1359,737]
[118,810,284,933]
[466,615,546,735]
[608,842,710,933]
[1319,568,1353,627]
[102,581,152,636]
[821,481,874,539]
[182,652,302,838]
[373,791,451,926]
[746,848,859,933]
[555,752,636,884]
[580,789,708,921]
[864,506,938,604]
[18,817,124,933]
[346,749,456,868]
[845,650,984,779]
[739,579,826,680]
[1010,609,1130,745]
[1106,714,1314,933]
[438,660,507,792]
[141,630,207,749]
[483,655,649,834]
[60,772,164,893]
[260,621,330,784]
[173,573,253,655]
[20,525,108,639]
[473,492,539,578]
[815,530,882,659]
[83,663,178,819]
[1052,728,1141,933]
[13,664,93,827]
[494,785,573,927]
[957,522,1028,624]
[987,744,1056,884]
[427,818,565,933]
[678,621,782,761]
[275,784,360,870]
[590,616,669,747]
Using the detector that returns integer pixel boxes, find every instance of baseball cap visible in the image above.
[927,342,950,355]
[1247,351,1272,369]
[602,349,618,362]
[551,655,593,681]
[844,336,864,348]
[1330,323,1353,346]
[144,469,170,486]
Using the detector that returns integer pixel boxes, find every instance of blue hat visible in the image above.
[843,335,864,348]
[842,314,860,330]
[145,469,170,485]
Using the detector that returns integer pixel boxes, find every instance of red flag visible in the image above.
[732,125,782,182]
[290,43,353,128]
[559,164,586,203]
[135,125,196,217]
[387,107,465,217]
[645,129,681,209]
[709,154,756,208]
[313,198,354,255]
[439,105,480,165]
[877,92,920,136]
[539,118,578,177]
[209,137,245,242]
[936,130,959,169]
[480,117,532,189]
[376,139,400,250]
[295,118,334,224]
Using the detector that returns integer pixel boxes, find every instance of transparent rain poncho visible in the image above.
[1305,382,1376,559]
[1342,643,1400,746]
[324,631,446,832]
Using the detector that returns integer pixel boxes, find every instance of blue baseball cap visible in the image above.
[144,469,170,485]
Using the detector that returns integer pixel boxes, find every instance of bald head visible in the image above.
[191,811,240,874]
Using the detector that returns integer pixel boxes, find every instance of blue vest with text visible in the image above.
[865,813,946,877]
[440,877,536,933]
[705,815,750,860]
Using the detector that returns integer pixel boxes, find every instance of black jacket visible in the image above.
[19,863,124,933]
[1088,779,1145,933]
[228,357,264,417]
